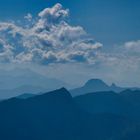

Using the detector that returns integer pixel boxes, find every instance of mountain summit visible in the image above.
[84,79,109,89]
[70,79,125,96]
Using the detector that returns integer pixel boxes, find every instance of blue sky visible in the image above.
[0,0,140,47]
[0,0,140,87]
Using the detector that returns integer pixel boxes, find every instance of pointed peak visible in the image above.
[59,87,69,92]
[42,87,72,99]
[54,87,70,94]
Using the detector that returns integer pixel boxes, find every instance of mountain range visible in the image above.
[0,88,140,140]
[0,68,71,99]
[1,75,140,99]
[0,78,140,139]
[75,89,140,121]
[70,79,139,96]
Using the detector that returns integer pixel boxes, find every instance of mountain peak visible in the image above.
[54,87,70,95]
[59,87,69,92]
[84,79,108,87]
[71,79,125,97]
[70,79,110,96]
[39,87,72,99]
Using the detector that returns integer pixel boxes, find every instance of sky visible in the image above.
[0,0,140,88]
[0,0,140,47]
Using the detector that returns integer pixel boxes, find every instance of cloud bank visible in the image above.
[0,3,102,65]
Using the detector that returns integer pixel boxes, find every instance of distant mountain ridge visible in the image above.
[0,85,47,99]
[0,68,71,99]
[70,79,133,96]
[0,77,140,99]
[2,78,138,99]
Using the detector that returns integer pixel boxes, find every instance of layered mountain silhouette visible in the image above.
[75,89,140,122]
[0,68,71,99]
[71,79,126,96]
[0,85,47,99]
[0,88,140,140]
[1,78,140,99]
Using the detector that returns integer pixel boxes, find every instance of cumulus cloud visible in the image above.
[36,3,69,31]
[0,3,102,65]
[1,3,138,79]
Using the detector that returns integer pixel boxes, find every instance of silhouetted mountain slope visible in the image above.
[0,68,71,99]
[0,85,47,99]
[0,88,139,140]
[74,90,140,122]
[71,79,125,96]
[110,83,124,92]
[16,93,36,99]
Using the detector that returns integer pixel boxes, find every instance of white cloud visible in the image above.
[24,13,32,21]
[0,3,102,65]
[124,40,140,53]
[36,3,69,31]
